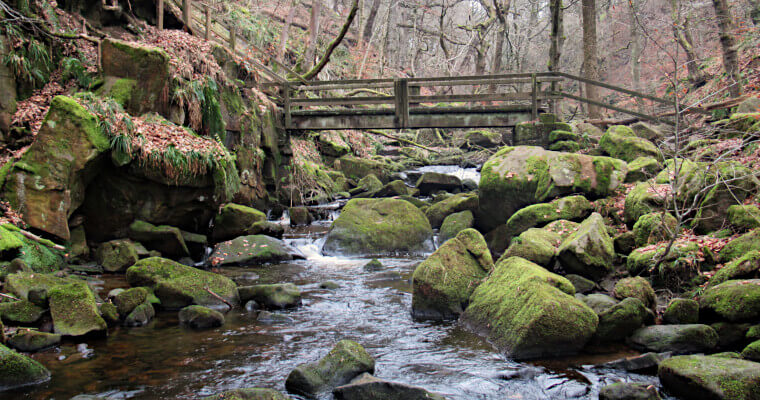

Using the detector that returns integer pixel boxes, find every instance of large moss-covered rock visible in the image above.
[722,230,760,263]
[632,212,677,247]
[628,324,718,353]
[101,39,170,116]
[659,355,760,400]
[124,302,155,327]
[631,122,665,142]
[599,125,659,163]
[593,297,649,343]
[463,129,502,148]
[351,174,383,197]
[211,203,267,242]
[179,305,224,329]
[699,279,760,322]
[0,300,45,325]
[557,213,615,281]
[614,277,656,309]
[599,382,661,400]
[94,239,140,273]
[0,96,109,240]
[742,340,760,361]
[202,388,290,400]
[710,251,760,287]
[335,156,394,182]
[49,282,108,337]
[728,205,760,231]
[625,157,662,183]
[285,340,375,398]
[3,271,73,305]
[126,257,239,309]
[412,229,493,320]
[461,256,598,360]
[477,146,626,232]
[0,344,51,390]
[209,235,305,267]
[415,172,462,195]
[128,220,190,259]
[500,228,561,267]
[333,373,446,400]
[323,199,433,256]
[439,210,474,243]
[503,195,593,240]
[425,192,479,229]
[627,241,701,282]
[8,330,61,352]
[664,298,699,324]
[624,182,669,225]
[239,283,301,309]
[0,225,66,273]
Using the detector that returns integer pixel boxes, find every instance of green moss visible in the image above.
[239,283,301,309]
[113,287,149,316]
[624,182,668,225]
[663,298,699,324]
[285,340,375,398]
[501,228,560,267]
[658,355,760,399]
[548,140,580,152]
[722,230,760,262]
[632,212,678,247]
[0,344,51,389]
[748,325,760,341]
[594,297,648,342]
[212,203,267,242]
[0,300,45,324]
[599,125,659,162]
[48,281,108,336]
[412,228,492,320]
[98,302,119,325]
[108,78,137,107]
[549,130,579,143]
[626,157,661,183]
[613,276,656,309]
[0,225,24,255]
[8,330,61,352]
[699,279,760,322]
[505,195,593,239]
[557,213,615,281]
[728,205,760,231]
[741,340,760,361]
[710,251,760,287]
[425,192,478,228]
[439,210,474,243]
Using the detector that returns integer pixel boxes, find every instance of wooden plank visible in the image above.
[291,104,535,117]
[292,82,396,92]
[204,5,210,40]
[288,109,537,130]
[290,96,395,106]
[394,79,410,129]
[408,76,563,88]
[157,0,164,29]
[556,72,682,108]
[408,92,556,103]
[531,74,538,120]
[560,91,676,125]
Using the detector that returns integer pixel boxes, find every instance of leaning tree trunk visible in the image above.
[304,0,322,69]
[277,0,299,61]
[303,0,360,80]
[363,0,382,42]
[581,0,601,118]
[712,0,742,97]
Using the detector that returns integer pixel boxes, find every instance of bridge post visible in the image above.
[157,0,164,30]
[394,78,410,129]
[283,82,292,129]
[230,25,237,53]
[204,5,211,41]
[182,0,190,32]
[531,73,538,120]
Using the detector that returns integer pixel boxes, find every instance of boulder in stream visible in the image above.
[598,382,661,400]
[425,192,479,229]
[128,220,190,259]
[658,355,760,400]
[238,284,301,310]
[179,305,224,329]
[0,344,51,390]
[556,213,616,281]
[202,388,290,400]
[333,373,446,400]
[49,282,108,337]
[285,340,375,398]
[628,324,718,354]
[210,203,267,242]
[94,239,140,272]
[415,172,462,196]
[209,235,305,267]
[7,330,61,352]
[699,279,760,322]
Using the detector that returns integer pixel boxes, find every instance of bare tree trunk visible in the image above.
[581,0,601,118]
[304,0,322,69]
[629,0,641,92]
[277,0,299,62]
[670,0,706,86]
[548,0,563,72]
[712,0,742,97]
[750,0,760,25]
[363,0,382,41]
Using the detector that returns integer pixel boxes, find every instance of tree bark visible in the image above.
[277,0,299,61]
[581,0,601,118]
[629,0,641,93]
[363,0,382,41]
[304,0,322,69]
[670,0,706,86]
[712,0,742,97]
[303,0,360,80]
[548,0,563,73]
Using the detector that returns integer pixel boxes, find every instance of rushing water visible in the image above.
[6,215,665,400]
[403,165,481,184]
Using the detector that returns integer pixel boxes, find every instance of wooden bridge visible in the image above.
[159,0,705,132]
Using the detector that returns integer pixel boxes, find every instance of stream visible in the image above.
[5,173,665,400]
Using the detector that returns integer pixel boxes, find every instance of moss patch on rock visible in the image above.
[658,355,760,399]
[49,282,108,337]
[0,344,51,390]
[557,213,615,281]
[632,212,677,247]
[425,193,479,229]
[699,279,760,322]
[285,340,375,398]
[211,203,267,242]
[599,125,659,162]
[210,235,305,267]
[613,277,656,309]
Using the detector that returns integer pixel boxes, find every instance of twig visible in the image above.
[0,293,21,302]
[17,229,66,251]
[204,286,233,309]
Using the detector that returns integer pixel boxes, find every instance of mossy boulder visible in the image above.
[126,257,239,309]
[463,129,501,148]
[630,122,665,142]
[124,302,155,327]
[335,156,394,182]
[94,239,140,273]
[323,199,433,256]
[238,283,301,310]
[8,330,61,352]
[722,230,760,262]
[113,287,148,316]
[599,382,661,400]
[49,282,108,337]
[658,355,760,400]
[373,180,410,198]
[549,130,579,143]
[128,220,190,259]
[363,259,384,272]
[625,157,662,183]
[0,300,45,325]
[599,125,659,163]
[415,172,462,196]
[628,324,718,353]
[202,388,290,400]
[664,298,699,324]
[566,274,596,294]
[425,192,479,229]
[557,213,615,281]
[623,182,669,225]
[99,302,119,326]
[548,141,580,152]
[747,325,760,341]
[632,212,677,247]
[461,256,598,360]
[503,195,593,240]
[289,206,312,226]
[178,305,224,329]
[699,279,760,322]
[728,205,760,231]
[3,271,73,306]
[501,228,561,267]
[710,251,760,287]
[209,235,305,267]
[101,39,170,116]
[0,225,66,273]
[477,146,627,232]
[439,210,474,243]
[333,372,446,400]
[593,297,649,343]
[627,241,700,280]
[582,293,619,314]
[0,344,51,390]
[1,96,109,240]
[613,277,656,309]
[285,340,375,398]
[412,229,493,320]
[318,132,351,157]
[211,203,267,242]
[351,174,383,197]
[742,340,760,361]
[712,322,753,350]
